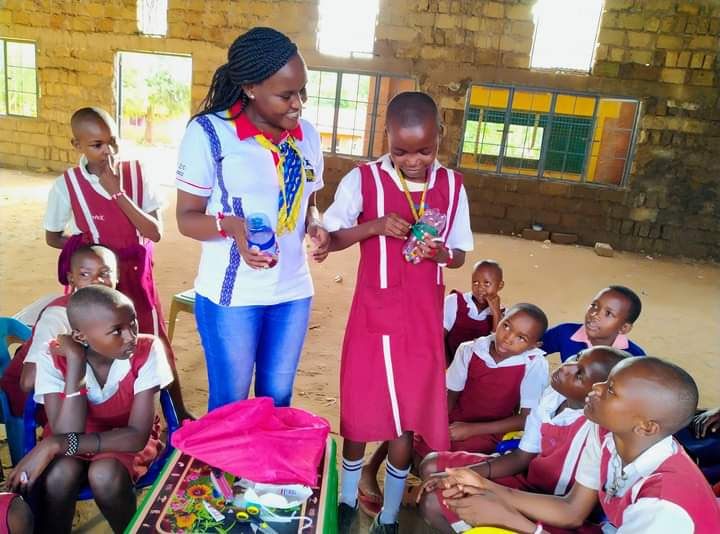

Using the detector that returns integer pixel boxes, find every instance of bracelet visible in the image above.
[93,432,101,454]
[110,190,125,201]
[533,523,543,534]
[215,212,228,238]
[64,432,80,456]
[60,387,88,399]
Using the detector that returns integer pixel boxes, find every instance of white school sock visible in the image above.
[340,456,364,507]
[378,460,410,525]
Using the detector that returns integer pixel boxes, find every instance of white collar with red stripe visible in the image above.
[602,432,676,498]
[76,155,105,185]
[377,154,442,193]
[538,387,585,426]
[470,334,546,368]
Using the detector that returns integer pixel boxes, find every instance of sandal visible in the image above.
[358,487,383,518]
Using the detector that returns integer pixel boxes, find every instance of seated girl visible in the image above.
[415,304,549,459]
[8,285,173,533]
[0,245,118,420]
[0,245,117,423]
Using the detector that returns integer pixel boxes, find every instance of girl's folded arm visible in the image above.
[90,387,158,453]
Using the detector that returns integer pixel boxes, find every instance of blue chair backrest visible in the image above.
[0,317,31,376]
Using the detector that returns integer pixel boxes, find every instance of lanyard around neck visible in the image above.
[396,167,430,222]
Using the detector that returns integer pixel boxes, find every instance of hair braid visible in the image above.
[196,27,298,119]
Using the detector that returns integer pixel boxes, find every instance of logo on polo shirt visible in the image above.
[303,159,316,182]
[92,214,105,221]
[176,162,186,178]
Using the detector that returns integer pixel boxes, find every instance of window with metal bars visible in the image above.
[0,39,37,118]
[460,85,639,187]
[303,69,415,158]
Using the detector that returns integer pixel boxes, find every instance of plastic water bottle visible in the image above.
[246,213,279,268]
[402,208,447,264]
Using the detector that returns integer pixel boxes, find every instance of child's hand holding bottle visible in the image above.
[403,208,447,264]
[416,234,451,263]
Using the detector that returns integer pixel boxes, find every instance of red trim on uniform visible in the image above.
[0,493,19,532]
[176,176,214,190]
[229,101,303,142]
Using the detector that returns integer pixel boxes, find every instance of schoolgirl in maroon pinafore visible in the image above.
[446,353,528,453]
[416,335,547,457]
[445,290,496,359]
[44,335,163,480]
[340,161,463,452]
[58,162,165,346]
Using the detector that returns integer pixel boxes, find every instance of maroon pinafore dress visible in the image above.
[49,335,162,481]
[339,161,462,451]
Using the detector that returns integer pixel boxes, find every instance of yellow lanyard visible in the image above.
[396,168,429,222]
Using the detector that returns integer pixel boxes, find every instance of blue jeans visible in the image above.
[195,294,312,410]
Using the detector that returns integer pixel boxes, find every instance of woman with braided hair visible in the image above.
[175,27,329,411]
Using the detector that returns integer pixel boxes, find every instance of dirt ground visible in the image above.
[1,167,719,533]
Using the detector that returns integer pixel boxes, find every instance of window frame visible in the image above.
[316,0,379,59]
[529,0,603,73]
[305,67,416,159]
[114,49,193,140]
[137,0,168,37]
[0,38,39,118]
[458,83,641,189]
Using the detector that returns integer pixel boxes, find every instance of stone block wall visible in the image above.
[1,0,719,258]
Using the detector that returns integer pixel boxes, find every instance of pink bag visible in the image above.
[171,397,330,486]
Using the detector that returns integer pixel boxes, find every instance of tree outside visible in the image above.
[118,51,191,147]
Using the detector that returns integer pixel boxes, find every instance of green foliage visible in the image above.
[121,66,190,120]
[147,70,190,118]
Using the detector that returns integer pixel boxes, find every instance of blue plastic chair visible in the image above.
[23,388,180,500]
[495,431,523,455]
[0,317,32,465]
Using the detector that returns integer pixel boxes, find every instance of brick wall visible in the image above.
[1,0,719,258]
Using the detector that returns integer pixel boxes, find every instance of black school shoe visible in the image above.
[369,515,399,534]
[338,502,358,533]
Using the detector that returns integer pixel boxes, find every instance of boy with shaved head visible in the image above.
[436,357,720,533]
[44,107,193,421]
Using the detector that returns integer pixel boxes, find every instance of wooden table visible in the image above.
[126,437,337,534]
